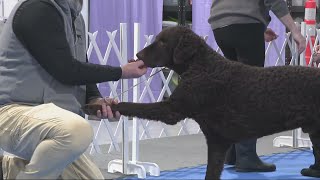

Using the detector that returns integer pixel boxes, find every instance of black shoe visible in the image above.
[301,165,320,177]
[301,145,320,178]
[235,139,276,172]
[235,160,276,172]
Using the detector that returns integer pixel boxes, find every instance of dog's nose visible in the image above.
[136,52,144,60]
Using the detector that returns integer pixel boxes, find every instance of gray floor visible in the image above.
[86,130,304,179]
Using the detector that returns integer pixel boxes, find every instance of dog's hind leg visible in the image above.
[205,135,231,180]
[301,131,320,177]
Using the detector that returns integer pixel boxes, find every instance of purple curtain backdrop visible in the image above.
[89,0,287,100]
[192,0,286,67]
[192,0,220,50]
[265,12,286,67]
[89,0,163,101]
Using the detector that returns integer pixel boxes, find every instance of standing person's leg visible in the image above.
[213,23,275,172]
[214,23,266,65]
[234,23,266,67]
[232,23,275,172]
[213,27,237,61]
[0,103,103,179]
[213,26,238,165]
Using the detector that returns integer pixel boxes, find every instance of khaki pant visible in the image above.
[0,103,104,179]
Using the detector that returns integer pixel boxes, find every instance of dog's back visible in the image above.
[181,58,320,141]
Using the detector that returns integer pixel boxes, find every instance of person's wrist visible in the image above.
[120,66,128,79]
[121,66,126,79]
[120,66,124,79]
[290,27,301,35]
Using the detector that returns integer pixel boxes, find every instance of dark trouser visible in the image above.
[213,23,265,67]
[213,23,276,171]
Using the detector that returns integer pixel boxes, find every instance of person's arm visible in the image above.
[264,0,296,33]
[279,15,306,54]
[13,0,122,85]
[84,51,103,103]
[264,0,289,19]
[264,0,306,54]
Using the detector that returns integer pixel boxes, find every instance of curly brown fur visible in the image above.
[111,26,320,180]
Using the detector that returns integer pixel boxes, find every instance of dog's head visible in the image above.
[136,26,205,69]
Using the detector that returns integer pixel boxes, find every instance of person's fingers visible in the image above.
[134,60,145,67]
[273,35,278,40]
[115,111,121,120]
[264,34,273,42]
[112,98,119,104]
[101,103,108,117]
[139,66,147,75]
[128,59,136,63]
[266,31,275,36]
[96,110,102,118]
[106,106,114,119]
[104,97,115,105]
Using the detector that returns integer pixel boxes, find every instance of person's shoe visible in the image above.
[235,158,276,172]
[301,165,320,177]
[235,139,276,172]
[301,146,320,177]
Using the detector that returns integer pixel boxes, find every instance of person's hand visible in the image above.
[264,28,278,42]
[88,97,121,120]
[121,60,147,79]
[313,45,320,63]
[292,30,306,54]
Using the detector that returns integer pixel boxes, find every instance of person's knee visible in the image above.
[63,117,94,152]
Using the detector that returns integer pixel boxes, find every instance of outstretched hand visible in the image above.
[264,28,278,42]
[313,45,320,63]
[121,59,147,79]
[83,97,121,120]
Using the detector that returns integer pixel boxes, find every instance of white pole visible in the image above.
[300,22,307,66]
[3,0,18,18]
[132,23,141,163]
[120,23,129,174]
[0,0,4,20]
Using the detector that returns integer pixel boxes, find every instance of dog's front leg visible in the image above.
[205,138,230,180]
[111,101,186,125]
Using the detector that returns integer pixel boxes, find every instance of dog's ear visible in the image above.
[173,33,198,64]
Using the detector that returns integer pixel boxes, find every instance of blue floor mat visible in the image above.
[122,149,320,179]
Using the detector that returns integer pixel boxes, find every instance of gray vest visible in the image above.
[0,0,87,114]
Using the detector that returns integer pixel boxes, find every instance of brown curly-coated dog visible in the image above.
[109,26,320,179]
